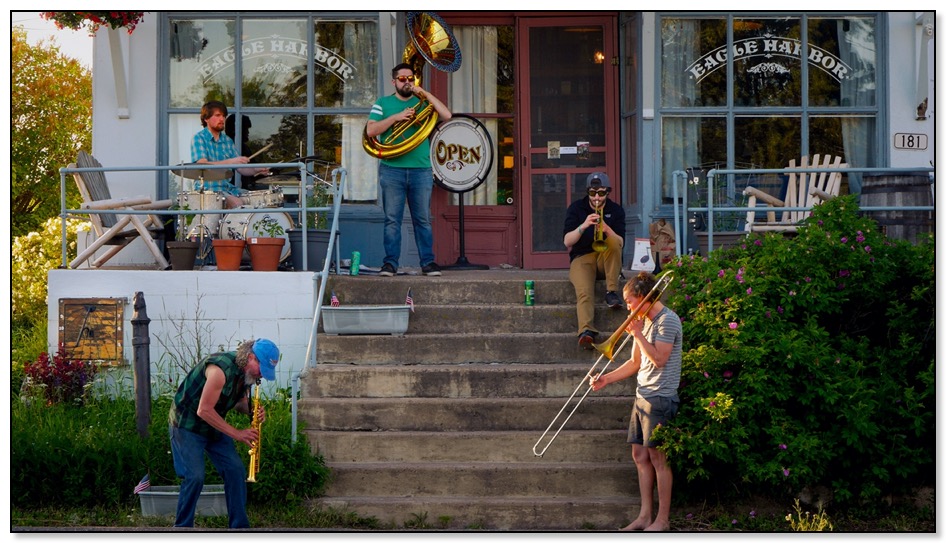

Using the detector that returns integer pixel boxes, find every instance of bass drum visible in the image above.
[218,210,295,263]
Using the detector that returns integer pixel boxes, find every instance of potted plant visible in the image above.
[213,225,246,271]
[287,180,338,272]
[166,204,199,270]
[247,215,286,271]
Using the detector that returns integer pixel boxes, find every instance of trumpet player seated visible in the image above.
[168,338,280,529]
[563,172,626,349]
[590,272,682,531]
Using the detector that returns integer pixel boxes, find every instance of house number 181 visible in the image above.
[893,133,928,150]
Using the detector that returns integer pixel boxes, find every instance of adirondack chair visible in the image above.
[743,154,846,233]
[70,151,173,269]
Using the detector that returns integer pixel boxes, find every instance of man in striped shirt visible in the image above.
[590,271,683,531]
[190,101,270,208]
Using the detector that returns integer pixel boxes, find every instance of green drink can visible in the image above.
[524,280,535,306]
[350,251,360,275]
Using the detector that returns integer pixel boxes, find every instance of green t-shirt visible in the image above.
[368,93,431,168]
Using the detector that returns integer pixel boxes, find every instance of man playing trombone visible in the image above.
[563,172,626,349]
[590,271,682,531]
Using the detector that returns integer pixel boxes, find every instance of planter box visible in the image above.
[695,231,747,255]
[322,306,410,335]
[138,485,227,517]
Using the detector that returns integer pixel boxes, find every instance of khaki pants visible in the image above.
[568,234,623,335]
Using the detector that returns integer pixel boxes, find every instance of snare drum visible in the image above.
[241,187,284,208]
[262,174,302,203]
[177,191,226,234]
[218,210,295,262]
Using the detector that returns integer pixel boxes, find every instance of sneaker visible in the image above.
[379,263,396,277]
[422,262,442,276]
[578,330,598,350]
[605,291,622,309]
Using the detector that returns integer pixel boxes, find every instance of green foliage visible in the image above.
[11,27,91,237]
[11,387,328,509]
[655,196,935,506]
[252,215,287,237]
[785,499,834,531]
[12,217,88,330]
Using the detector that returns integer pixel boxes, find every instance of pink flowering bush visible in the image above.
[654,196,934,508]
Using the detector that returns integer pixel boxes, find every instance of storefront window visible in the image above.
[658,13,879,204]
[164,14,379,203]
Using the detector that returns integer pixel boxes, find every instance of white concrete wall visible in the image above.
[48,269,321,390]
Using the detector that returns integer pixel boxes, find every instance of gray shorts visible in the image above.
[627,394,679,447]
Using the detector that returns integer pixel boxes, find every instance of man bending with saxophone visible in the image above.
[564,172,626,349]
[590,272,682,531]
[169,338,280,528]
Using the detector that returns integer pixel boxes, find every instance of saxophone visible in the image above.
[246,384,262,483]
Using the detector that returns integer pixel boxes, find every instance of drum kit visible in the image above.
[174,165,293,265]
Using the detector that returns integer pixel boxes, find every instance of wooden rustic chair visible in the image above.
[70,151,173,269]
[743,154,846,234]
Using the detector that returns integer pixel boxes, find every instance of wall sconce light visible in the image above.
[594,51,605,64]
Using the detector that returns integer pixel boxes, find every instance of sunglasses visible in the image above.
[395,75,416,83]
[588,189,611,197]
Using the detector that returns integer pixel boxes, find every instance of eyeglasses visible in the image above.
[395,75,415,83]
[587,189,610,197]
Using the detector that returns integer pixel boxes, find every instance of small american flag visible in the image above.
[330,291,340,307]
[134,473,150,494]
[405,288,415,313]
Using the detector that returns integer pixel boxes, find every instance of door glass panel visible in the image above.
[169,18,234,107]
[532,173,567,252]
[242,19,307,107]
[448,25,515,206]
[529,26,606,147]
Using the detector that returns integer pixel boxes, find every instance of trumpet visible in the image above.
[246,384,262,483]
[532,271,674,457]
[591,205,607,252]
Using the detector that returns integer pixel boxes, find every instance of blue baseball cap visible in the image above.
[253,339,280,381]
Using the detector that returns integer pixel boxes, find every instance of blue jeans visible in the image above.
[378,163,436,268]
[169,424,249,529]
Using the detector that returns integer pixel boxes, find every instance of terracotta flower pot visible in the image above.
[247,237,286,271]
[212,239,246,271]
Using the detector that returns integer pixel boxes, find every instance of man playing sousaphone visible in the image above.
[563,172,626,349]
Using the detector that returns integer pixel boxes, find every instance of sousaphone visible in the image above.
[362,12,462,159]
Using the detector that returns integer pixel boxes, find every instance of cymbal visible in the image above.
[173,164,232,181]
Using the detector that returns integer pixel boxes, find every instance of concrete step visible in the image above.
[326,273,583,306]
[315,332,636,364]
[319,303,629,335]
[312,495,639,531]
[298,396,631,432]
[303,364,636,398]
[322,462,636,498]
[307,430,634,463]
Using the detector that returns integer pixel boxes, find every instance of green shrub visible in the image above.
[12,217,87,330]
[654,196,935,507]
[11,387,328,509]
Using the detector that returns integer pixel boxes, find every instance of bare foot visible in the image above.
[620,516,651,531]
[643,520,670,532]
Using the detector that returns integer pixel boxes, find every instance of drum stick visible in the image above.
[248,143,273,160]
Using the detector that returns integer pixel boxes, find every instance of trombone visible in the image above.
[532,271,674,457]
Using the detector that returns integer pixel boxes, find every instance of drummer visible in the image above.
[191,100,270,208]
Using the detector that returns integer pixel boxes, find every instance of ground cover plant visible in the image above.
[655,196,935,511]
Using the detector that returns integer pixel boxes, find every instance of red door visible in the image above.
[430,13,619,270]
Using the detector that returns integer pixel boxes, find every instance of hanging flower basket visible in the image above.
[41,12,145,36]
